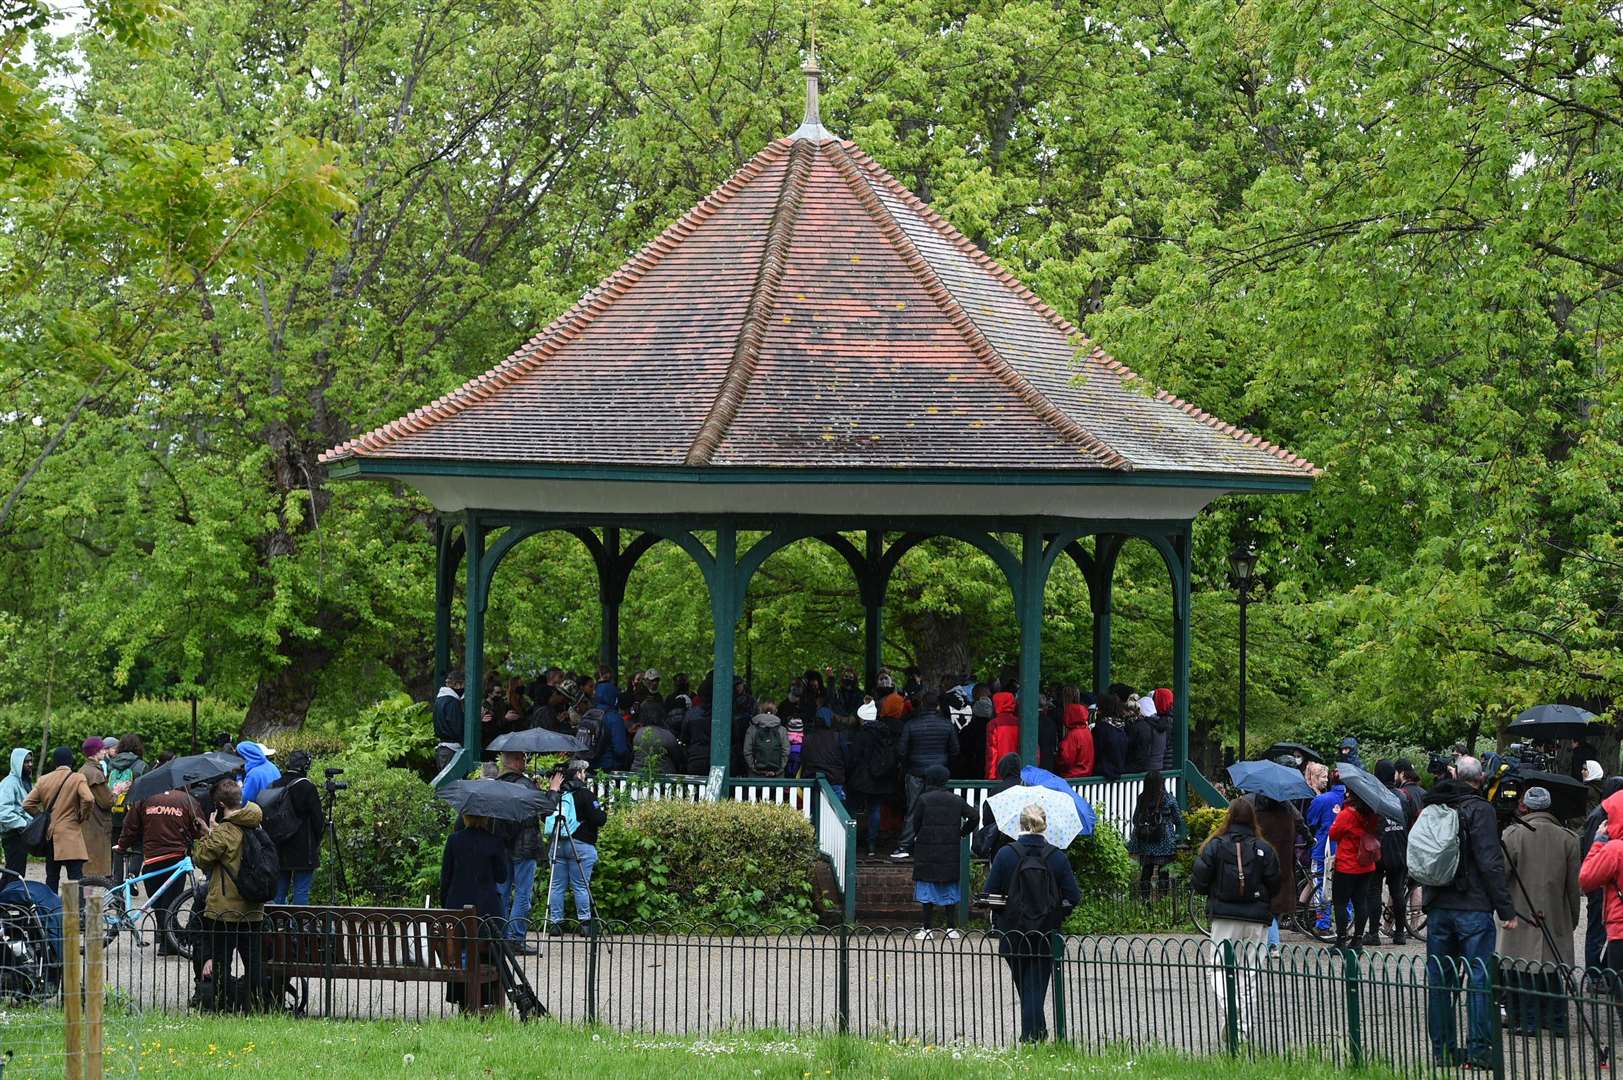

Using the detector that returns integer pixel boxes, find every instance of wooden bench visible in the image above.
[263,904,504,1014]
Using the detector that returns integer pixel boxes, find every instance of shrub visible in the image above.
[0,697,244,759]
[592,800,817,929]
[1066,820,1135,892]
[324,765,456,905]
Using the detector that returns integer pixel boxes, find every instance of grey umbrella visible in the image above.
[125,751,244,804]
[486,728,586,755]
[1334,762,1404,823]
[436,779,553,822]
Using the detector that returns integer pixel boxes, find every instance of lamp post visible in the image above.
[1228,544,1259,762]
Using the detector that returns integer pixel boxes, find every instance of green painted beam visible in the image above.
[1017,524,1044,764]
[709,527,737,780]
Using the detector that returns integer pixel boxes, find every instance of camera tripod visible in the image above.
[320,770,351,905]
[539,783,600,943]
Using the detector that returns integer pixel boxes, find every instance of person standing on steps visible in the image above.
[891,689,958,861]
[846,700,896,858]
[906,765,975,940]
[433,670,467,774]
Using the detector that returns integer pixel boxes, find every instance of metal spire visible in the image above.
[790,21,832,141]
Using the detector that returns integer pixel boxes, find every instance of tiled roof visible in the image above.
[321,131,1318,480]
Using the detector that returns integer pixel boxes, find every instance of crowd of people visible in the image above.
[431,663,1179,863]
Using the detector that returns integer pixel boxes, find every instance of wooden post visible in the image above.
[63,880,83,1080]
[84,885,104,1080]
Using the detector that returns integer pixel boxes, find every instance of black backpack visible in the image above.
[1132,798,1167,846]
[1001,842,1062,935]
[255,780,306,845]
[577,708,606,764]
[1212,833,1267,906]
[222,824,281,903]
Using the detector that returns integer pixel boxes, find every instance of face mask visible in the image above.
[842,678,856,688]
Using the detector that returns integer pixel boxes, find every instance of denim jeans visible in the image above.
[1005,954,1053,1042]
[500,858,537,940]
[894,773,927,851]
[1426,907,1497,1065]
[549,842,597,923]
[848,795,884,853]
[273,869,315,905]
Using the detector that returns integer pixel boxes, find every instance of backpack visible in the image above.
[256,779,307,845]
[221,824,281,903]
[862,725,899,784]
[1407,803,1462,887]
[1212,834,1268,906]
[108,761,137,814]
[751,725,787,775]
[1132,798,1168,847]
[576,709,606,764]
[542,789,580,843]
[1001,842,1062,935]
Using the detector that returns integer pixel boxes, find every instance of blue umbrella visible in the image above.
[1019,765,1097,838]
[1227,760,1315,802]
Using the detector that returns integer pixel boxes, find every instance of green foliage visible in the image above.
[323,765,455,905]
[1062,890,1188,936]
[592,800,817,929]
[0,697,243,758]
[1065,821,1135,893]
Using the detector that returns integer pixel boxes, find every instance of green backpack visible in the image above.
[752,726,787,774]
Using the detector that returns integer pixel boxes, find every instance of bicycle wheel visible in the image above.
[1295,875,1335,943]
[1405,886,1427,941]
[1187,889,1210,936]
[165,884,208,959]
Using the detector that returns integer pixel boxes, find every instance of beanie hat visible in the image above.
[1523,786,1551,811]
[80,737,104,758]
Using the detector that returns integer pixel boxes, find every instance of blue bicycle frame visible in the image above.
[104,855,198,933]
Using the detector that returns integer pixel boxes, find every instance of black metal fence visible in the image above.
[11,904,1623,1076]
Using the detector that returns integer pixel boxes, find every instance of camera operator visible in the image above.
[1421,756,1517,1070]
[545,760,606,936]
[265,751,323,905]
[495,751,542,954]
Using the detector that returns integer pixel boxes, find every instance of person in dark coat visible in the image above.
[977,752,1023,860]
[1190,796,1281,1042]
[1091,695,1129,781]
[591,681,631,771]
[441,815,509,918]
[891,690,959,860]
[907,765,975,938]
[494,752,543,952]
[267,751,324,905]
[681,682,712,776]
[1125,770,1183,901]
[981,803,1082,1043]
[1036,694,1059,774]
[433,670,466,774]
[846,701,895,856]
[799,707,847,791]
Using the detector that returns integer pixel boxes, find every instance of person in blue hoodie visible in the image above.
[592,682,630,772]
[1306,769,1347,932]
[0,748,35,877]
[237,742,281,806]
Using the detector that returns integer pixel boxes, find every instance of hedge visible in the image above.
[0,698,245,759]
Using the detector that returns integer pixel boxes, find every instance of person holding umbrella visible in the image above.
[1328,791,1381,950]
[1228,759,1316,950]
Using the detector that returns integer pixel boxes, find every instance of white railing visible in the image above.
[813,780,856,923]
[725,780,815,822]
[591,773,707,805]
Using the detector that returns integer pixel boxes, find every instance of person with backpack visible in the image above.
[589,680,630,772]
[1328,791,1381,950]
[743,700,789,778]
[117,781,205,954]
[1126,770,1183,902]
[891,690,960,861]
[1414,755,1517,1070]
[907,765,975,940]
[256,750,323,906]
[846,700,896,857]
[1190,795,1282,1042]
[981,803,1082,1043]
[193,778,275,1010]
[546,759,607,935]
[236,742,280,806]
[106,735,148,893]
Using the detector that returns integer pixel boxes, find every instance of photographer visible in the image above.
[546,760,606,935]
[495,751,542,954]
[1420,756,1517,1070]
[264,751,323,905]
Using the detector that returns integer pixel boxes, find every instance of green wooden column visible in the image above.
[1171,527,1193,807]
[709,525,738,778]
[599,526,622,676]
[1017,523,1043,763]
[432,522,462,693]
[456,511,487,783]
[1090,535,1123,697]
[863,530,883,690]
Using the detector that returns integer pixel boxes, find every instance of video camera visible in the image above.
[1505,741,1553,772]
[323,766,348,794]
[1427,752,1457,781]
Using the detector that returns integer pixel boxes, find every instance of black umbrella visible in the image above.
[126,751,244,805]
[436,779,552,822]
[1334,762,1405,823]
[1511,770,1591,822]
[1507,704,1599,741]
[486,728,586,755]
[1263,741,1324,766]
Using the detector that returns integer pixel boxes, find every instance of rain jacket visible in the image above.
[593,683,630,771]
[1421,779,1515,920]
[1306,783,1345,862]
[1092,720,1128,781]
[0,748,33,835]
[744,713,788,777]
[1579,790,1623,942]
[1329,802,1379,875]
[983,693,1020,780]
[237,742,281,805]
[1056,705,1094,778]
[194,801,267,922]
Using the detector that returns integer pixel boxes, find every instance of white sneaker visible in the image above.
[912,929,933,941]
[890,850,911,861]
[944,929,963,940]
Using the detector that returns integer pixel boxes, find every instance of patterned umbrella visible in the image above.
[986,784,1086,849]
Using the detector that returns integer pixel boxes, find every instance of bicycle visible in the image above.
[1379,880,1427,943]
[98,854,207,958]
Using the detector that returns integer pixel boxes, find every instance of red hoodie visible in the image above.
[984,692,1020,780]
[1581,790,1623,942]
[1056,704,1094,778]
[1329,802,1379,874]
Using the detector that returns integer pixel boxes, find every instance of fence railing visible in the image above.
[813,778,857,925]
[23,909,1622,1077]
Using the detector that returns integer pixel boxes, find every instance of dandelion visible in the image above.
[404,1053,416,1066]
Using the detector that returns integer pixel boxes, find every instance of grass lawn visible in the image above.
[2,1013,1393,1079]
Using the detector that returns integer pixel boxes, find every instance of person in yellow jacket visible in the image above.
[192,779,266,1010]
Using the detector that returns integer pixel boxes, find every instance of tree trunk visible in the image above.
[241,636,334,737]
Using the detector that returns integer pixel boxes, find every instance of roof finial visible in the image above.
[791,15,831,141]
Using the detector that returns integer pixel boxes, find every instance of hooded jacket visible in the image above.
[907,767,975,885]
[434,685,464,744]
[1056,705,1094,779]
[0,748,33,835]
[744,713,788,776]
[1306,783,1345,862]
[1336,737,1364,769]
[592,683,630,771]
[983,693,1020,781]
[1329,802,1379,875]
[1580,790,1623,942]
[680,702,711,775]
[1421,779,1514,920]
[194,801,267,921]
[237,742,281,806]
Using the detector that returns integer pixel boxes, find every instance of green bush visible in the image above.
[0,697,244,758]
[592,800,817,929]
[324,764,456,905]
[1066,820,1135,892]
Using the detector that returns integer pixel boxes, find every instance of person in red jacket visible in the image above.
[1328,791,1380,950]
[1580,789,1623,971]
[983,692,1020,781]
[1055,687,1093,778]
